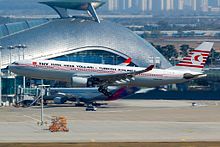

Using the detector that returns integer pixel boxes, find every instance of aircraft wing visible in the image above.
[89,65,154,86]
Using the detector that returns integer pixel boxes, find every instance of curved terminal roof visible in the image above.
[0,19,50,39]
[0,17,171,68]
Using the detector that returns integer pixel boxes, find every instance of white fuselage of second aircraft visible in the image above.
[9,59,202,88]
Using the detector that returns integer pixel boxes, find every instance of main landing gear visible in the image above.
[85,104,97,111]
[98,86,112,97]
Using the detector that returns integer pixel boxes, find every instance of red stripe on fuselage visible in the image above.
[17,63,182,79]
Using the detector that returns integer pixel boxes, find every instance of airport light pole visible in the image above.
[7,46,15,64]
[16,44,27,89]
[40,84,44,126]
[21,44,27,60]
[0,46,3,106]
[38,83,50,126]
[15,44,23,61]
[21,45,27,89]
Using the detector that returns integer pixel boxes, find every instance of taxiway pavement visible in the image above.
[0,100,220,142]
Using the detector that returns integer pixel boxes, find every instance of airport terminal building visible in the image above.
[0,18,170,67]
[0,0,171,104]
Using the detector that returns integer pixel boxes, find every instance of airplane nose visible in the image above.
[8,64,17,71]
[5,66,9,70]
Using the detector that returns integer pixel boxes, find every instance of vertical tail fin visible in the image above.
[119,58,132,66]
[169,42,214,72]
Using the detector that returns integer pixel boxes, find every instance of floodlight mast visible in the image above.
[38,83,50,126]
[0,46,3,106]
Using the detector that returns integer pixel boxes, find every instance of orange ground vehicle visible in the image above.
[49,116,69,132]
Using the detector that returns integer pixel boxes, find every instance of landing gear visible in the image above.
[93,102,108,107]
[75,103,85,107]
[85,104,97,111]
[98,86,112,97]
[43,100,48,106]
[75,98,85,107]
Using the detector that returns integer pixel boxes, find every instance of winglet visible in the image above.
[133,65,154,76]
[145,65,154,72]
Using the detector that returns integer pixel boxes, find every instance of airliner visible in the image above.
[9,42,213,98]
[41,86,145,107]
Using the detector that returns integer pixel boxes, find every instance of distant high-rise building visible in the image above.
[178,0,185,10]
[201,0,209,12]
[140,0,147,11]
[120,0,133,10]
[114,0,119,10]
[152,0,165,12]
[173,0,180,10]
[119,0,126,10]
[161,0,165,10]
[166,0,174,10]
[108,0,217,13]
[108,0,113,11]
[208,0,219,7]
[127,0,133,8]
[108,0,118,11]
[189,0,197,11]
[148,0,153,11]
[132,0,139,9]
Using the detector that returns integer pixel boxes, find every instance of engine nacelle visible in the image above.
[71,77,88,87]
[183,73,196,79]
[53,97,67,104]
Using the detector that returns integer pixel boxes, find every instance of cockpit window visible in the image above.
[12,62,19,65]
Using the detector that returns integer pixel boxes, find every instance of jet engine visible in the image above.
[71,77,89,87]
[183,73,206,80]
[183,73,195,79]
[53,97,67,104]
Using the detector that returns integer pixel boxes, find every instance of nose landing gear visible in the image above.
[85,104,97,111]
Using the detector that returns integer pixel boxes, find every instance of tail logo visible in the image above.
[192,53,203,65]
[177,49,210,68]
[172,42,213,71]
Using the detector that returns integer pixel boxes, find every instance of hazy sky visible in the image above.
[0,0,218,16]
[0,0,42,9]
[0,0,54,16]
